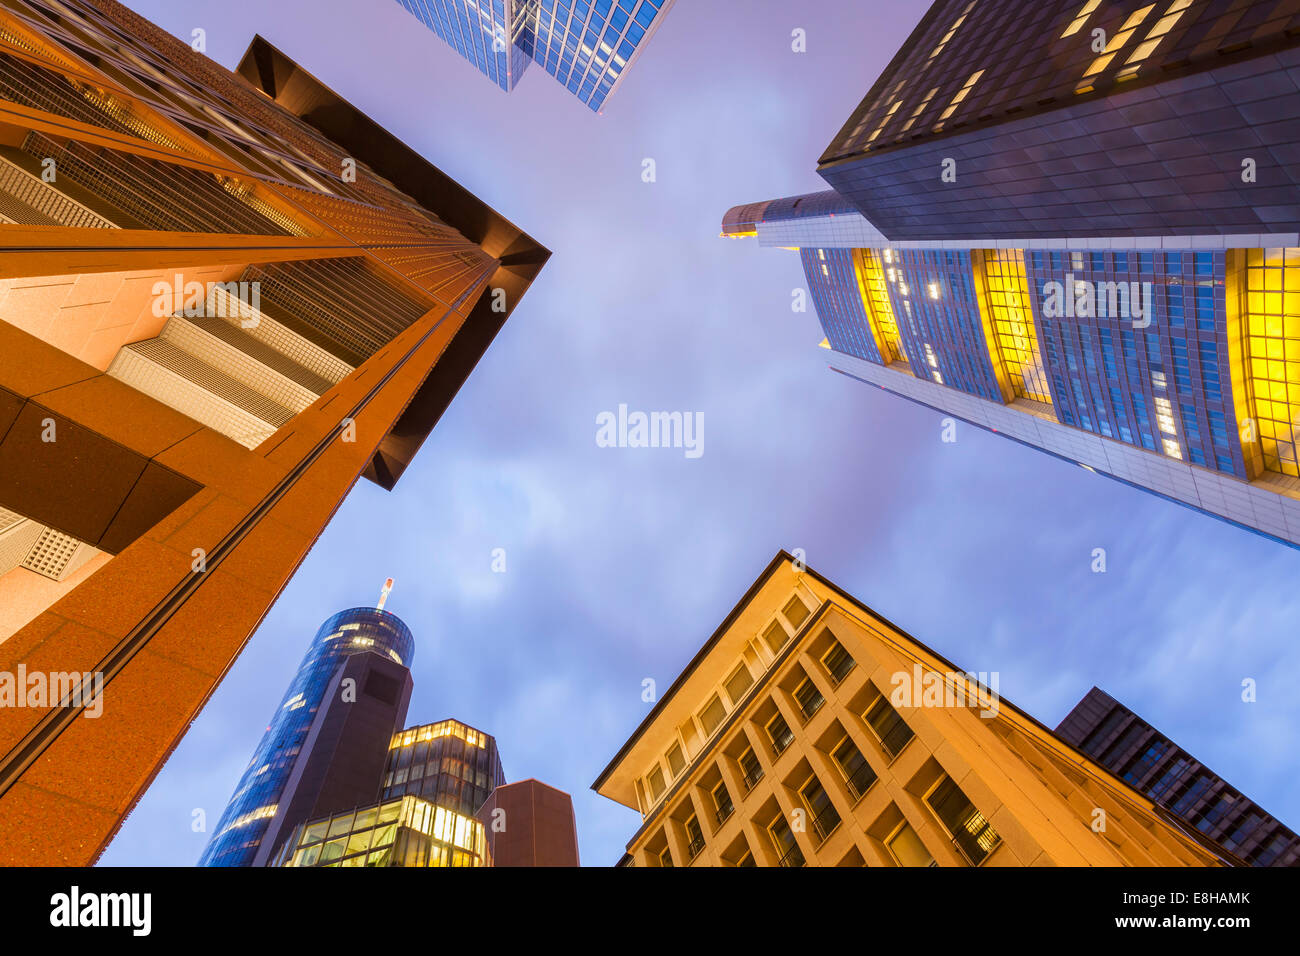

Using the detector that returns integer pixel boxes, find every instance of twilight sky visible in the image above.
[100,0,1300,867]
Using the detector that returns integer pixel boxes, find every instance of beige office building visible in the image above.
[594,553,1235,867]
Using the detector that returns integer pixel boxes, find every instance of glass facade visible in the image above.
[393,0,671,111]
[1241,248,1300,478]
[382,718,507,817]
[278,794,486,868]
[199,607,416,867]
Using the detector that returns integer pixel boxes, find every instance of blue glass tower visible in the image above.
[393,0,674,112]
[199,606,416,867]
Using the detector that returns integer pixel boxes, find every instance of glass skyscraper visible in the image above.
[721,0,1300,549]
[392,0,674,111]
[199,607,416,867]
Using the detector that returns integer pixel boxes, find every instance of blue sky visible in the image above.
[100,0,1300,866]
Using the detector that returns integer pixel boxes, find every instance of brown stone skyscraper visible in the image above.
[0,0,547,864]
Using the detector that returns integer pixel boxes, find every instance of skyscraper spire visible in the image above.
[377,577,394,611]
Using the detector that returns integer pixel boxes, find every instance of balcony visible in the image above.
[777,842,806,868]
[809,804,842,843]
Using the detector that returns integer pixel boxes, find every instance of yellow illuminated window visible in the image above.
[981,250,1052,402]
[858,250,907,363]
[1117,0,1194,79]
[864,97,903,147]
[935,70,984,128]
[900,87,939,133]
[1060,0,1101,38]
[1079,4,1155,84]
[929,2,974,59]
[1243,248,1300,477]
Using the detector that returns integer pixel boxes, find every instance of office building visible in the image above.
[392,0,674,112]
[594,552,1238,866]
[477,779,582,866]
[200,596,416,867]
[1057,686,1300,866]
[817,0,1300,241]
[723,0,1300,547]
[0,0,548,865]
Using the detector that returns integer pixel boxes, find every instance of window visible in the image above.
[782,594,810,629]
[767,712,794,755]
[658,845,674,868]
[926,776,1000,865]
[647,766,665,801]
[705,779,733,825]
[832,736,878,800]
[801,776,841,842]
[793,677,825,721]
[762,620,789,655]
[738,747,764,791]
[699,694,726,737]
[724,663,754,706]
[822,640,856,685]
[736,850,755,867]
[684,814,705,860]
[886,822,935,867]
[864,696,915,759]
[666,744,686,779]
[769,817,804,868]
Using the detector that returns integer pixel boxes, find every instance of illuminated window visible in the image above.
[981,249,1051,402]
[857,251,899,361]
[934,69,984,129]
[1078,4,1155,87]
[1059,0,1101,38]
[899,87,939,133]
[1243,248,1300,477]
[929,2,974,59]
[1118,0,1194,80]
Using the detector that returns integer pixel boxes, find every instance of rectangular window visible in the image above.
[886,822,934,867]
[767,712,794,755]
[738,747,764,791]
[762,620,790,655]
[684,814,704,860]
[712,781,734,826]
[699,694,726,737]
[793,677,825,721]
[864,696,915,759]
[769,817,804,868]
[658,845,673,868]
[647,766,665,801]
[833,736,878,800]
[926,775,1000,865]
[822,640,856,684]
[725,663,754,706]
[782,594,810,628]
[666,744,685,779]
[801,776,841,842]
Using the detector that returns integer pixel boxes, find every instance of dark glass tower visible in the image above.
[199,606,416,867]
[1057,687,1300,867]
[817,0,1300,241]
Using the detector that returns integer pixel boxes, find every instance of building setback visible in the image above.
[0,0,547,865]
[594,552,1241,867]
[392,0,675,112]
[1056,686,1300,867]
[817,0,1300,241]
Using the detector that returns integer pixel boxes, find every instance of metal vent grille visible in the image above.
[207,285,353,385]
[0,50,181,150]
[21,527,89,581]
[22,131,304,236]
[108,343,283,450]
[119,339,295,427]
[244,259,431,360]
[0,515,42,578]
[0,155,118,228]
